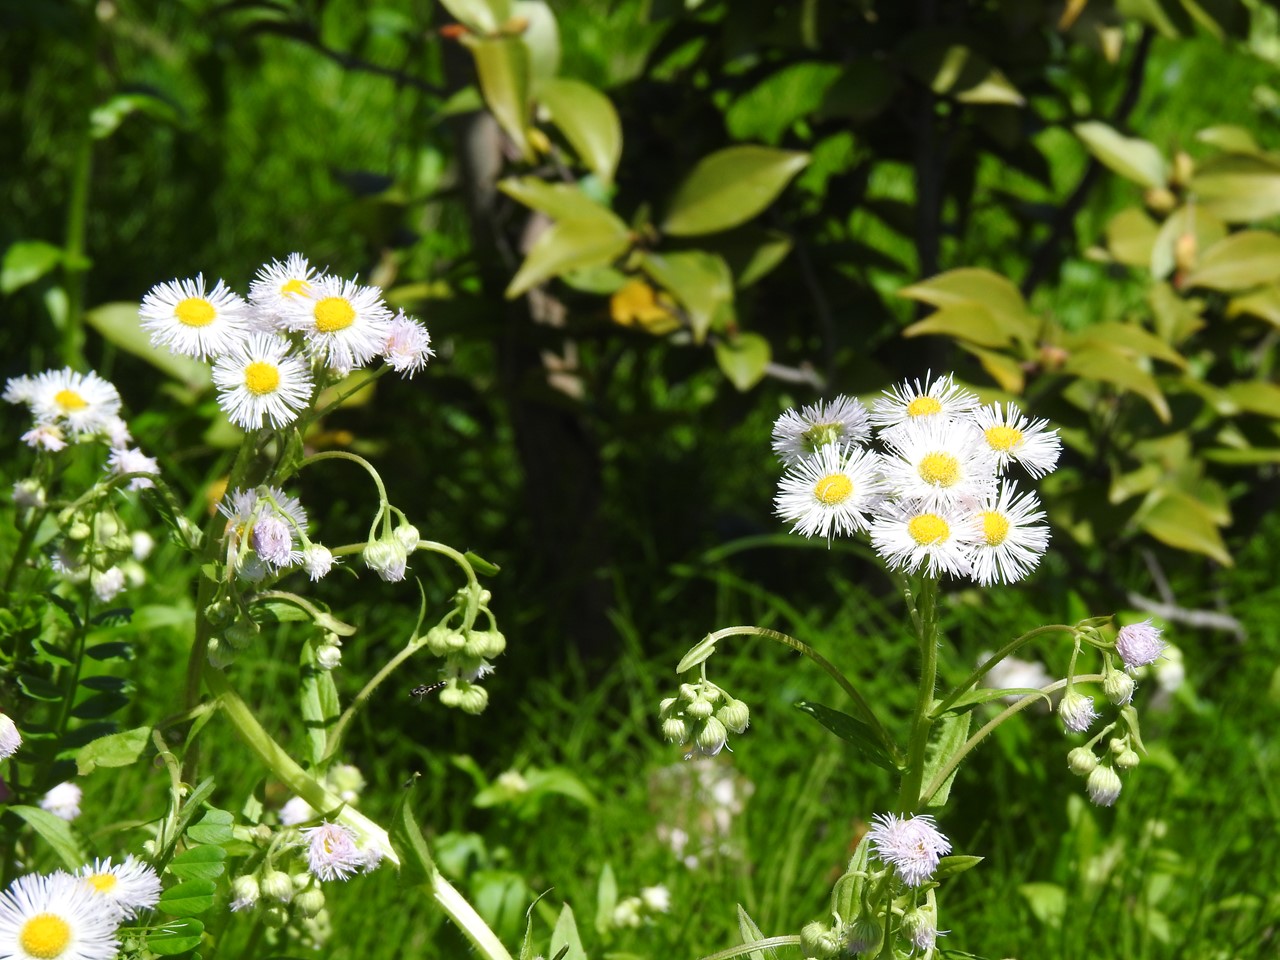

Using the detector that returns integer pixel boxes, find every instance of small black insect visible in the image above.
[411,681,446,700]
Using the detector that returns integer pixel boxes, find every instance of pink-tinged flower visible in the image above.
[866,813,951,887]
[1115,619,1166,672]
[301,822,365,881]
[1058,688,1098,734]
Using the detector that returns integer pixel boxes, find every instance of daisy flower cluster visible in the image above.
[773,372,1062,586]
[138,254,433,432]
[0,856,161,960]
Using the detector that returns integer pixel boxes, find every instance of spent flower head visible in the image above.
[771,395,871,464]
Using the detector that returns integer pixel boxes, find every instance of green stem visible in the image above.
[324,638,425,762]
[1,506,48,600]
[932,623,1076,717]
[305,368,388,423]
[918,673,1105,805]
[896,577,939,812]
[52,589,92,759]
[300,451,387,507]
[430,871,516,960]
[61,120,93,368]
[418,541,480,591]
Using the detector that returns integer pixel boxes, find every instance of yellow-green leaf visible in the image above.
[641,250,734,342]
[1222,381,1280,419]
[1147,282,1205,344]
[1063,347,1170,422]
[1149,204,1226,280]
[513,1,559,90]
[959,343,1025,393]
[467,36,532,160]
[1184,230,1280,292]
[538,78,622,183]
[499,177,616,221]
[899,268,1037,342]
[85,302,211,391]
[714,332,771,391]
[1195,125,1261,155]
[1226,285,1280,328]
[1136,489,1232,566]
[901,36,1025,105]
[439,0,513,34]
[1109,463,1162,504]
[2,240,63,294]
[1106,207,1159,267]
[505,217,631,298]
[662,146,809,237]
[903,303,1010,348]
[1067,321,1187,369]
[1192,154,1280,223]
[1074,121,1169,190]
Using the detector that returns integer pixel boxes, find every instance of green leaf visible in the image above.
[818,60,897,123]
[9,806,86,869]
[640,250,733,342]
[85,641,135,662]
[1184,230,1280,291]
[714,333,771,391]
[17,672,62,701]
[1148,282,1205,344]
[934,855,984,880]
[551,903,587,960]
[1062,347,1170,422]
[898,268,1036,342]
[1019,882,1066,928]
[76,725,150,776]
[505,216,631,298]
[85,302,212,390]
[726,62,843,145]
[390,779,437,887]
[920,710,971,808]
[676,633,720,673]
[147,917,206,956]
[166,844,227,881]
[1136,489,1232,566]
[1106,207,1160,267]
[1,241,63,294]
[499,177,616,221]
[1074,121,1169,189]
[156,879,217,917]
[960,343,1024,393]
[1068,321,1187,369]
[439,0,513,33]
[467,36,532,160]
[716,227,794,288]
[70,691,128,720]
[514,1,560,92]
[185,808,235,845]
[1223,381,1280,418]
[1150,204,1226,279]
[300,641,340,767]
[464,551,502,575]
[594,863,617,937]
[902,38,1024,105]
[1227,285,1280,328]
[903,303,1010,348]
[1196,125,1261,155]
[539,78,622,183]
[662,146,809,237]
[1192,154,1280,223]
[90,91,182,140]
[793,701,898,772]
[737,905,780,960]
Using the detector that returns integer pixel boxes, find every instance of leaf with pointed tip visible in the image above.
[505,216,631,298]
[1075,121,1168,189]
[714,333,771,391]
[1184,230,1280,291]
[539,78,621,183]
[662,146,809,236]
[794,701,898,772]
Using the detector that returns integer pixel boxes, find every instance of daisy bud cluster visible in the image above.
[772,372,1062,585]
[1065,700,1149,806]
[421,585,506,714]
[658,680,750,759]
[138,254,433,432]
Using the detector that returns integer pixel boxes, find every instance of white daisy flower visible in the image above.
[280,275,393,373]
[1058,688,1098,733]
[771,395,871,465]
[0,713,21,760]
[105,447,159,491]
[301,822,366,881]
[972,402,1062,478]
[879,418,997,508]
[866,813,952,887]
[2,375,36,405]
[965,481,1049,586]
[869,371,979,437]
[382,311,434,378]
[25,369,122,440]
[0,871,118,960]
[139,274,250,359]
[39,782,83,822]
[869,500,974,579]
[218,486,308,576]
[774,443,887,540]
[101,417,131,450]
[249,253,323,327]
[75,856,162,920]
[212,334,314,430]
[1115,619,1166,672]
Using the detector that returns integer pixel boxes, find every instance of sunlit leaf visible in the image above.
[640,250,733,342]
[1074,121,1169,189]
[76,726,150,776]
[662,146,809,237]
[1192,154,1280,223]
[85,302,211,390]
[439,0,513,34]
[714,332,771,391]
[539,78,621,183]
[1,240,63,294]
[1136,489,1232,565]
[505,215,631,298]
[466,36,532,160]
[9,806,85,870]
[1184,230,1280,291]
[1063,347,1170,422]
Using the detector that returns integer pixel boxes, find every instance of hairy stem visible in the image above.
[897,577,939,812]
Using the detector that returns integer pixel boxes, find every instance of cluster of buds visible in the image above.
[659,679,750,759]
[1066,707,1146,807]
[422,584,506,714]
[360,509,419,583]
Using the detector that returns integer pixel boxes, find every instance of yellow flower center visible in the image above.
[918,452,960,487]
[280,278,310,297]
[982,511,1010,546]
[985,425,1023,452]
[175,297,216,328]
[906,396,942,417]
[19,913,72,958]
[908,513,950,545]
[53,389,87,413]
[813,473,853,505]
[243,361,281,396]
[87,872,118,893]
[314,297,356,332]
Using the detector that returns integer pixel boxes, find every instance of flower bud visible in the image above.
[1115,749,1141,771]
[96,513,121,539]
[901,908,937,952]
[425,624,466,656]
[678,683,699,702]
[661,716,688,744]
[67,520,92,541]
[1109,737,1128,755]
[694,717,727,757]
[13,479,45,510]
[1058,688,1098,734]
[230,875,260,910]
[845,916,881,956]
[685,697,714,720]
[327,764,366,802]
[261,903,288,929]
[393,524,420,553]
[463,629,506,659]
[440,679,488,714]
[291,872,313,891]
[225,618,260,650]
[800,920,840,958]
[1086,764,1122,806]
[294,886,326,918]
[716,698,750,734]
[260,870,293,903]
[206,637,235,670]
[1103,667,1135,705]
[1067,747,1098,776]
[316,643,342,671]
[204,599,233,628]
[658,697,677,717]
[303,544,334,581]
[362,539,408,582]
[91,567,126,603]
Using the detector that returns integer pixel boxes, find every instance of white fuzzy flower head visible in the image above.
[101,417,131,450]
[902,908,940,952]
[869,371,979,438]
[965,481,1050,586]
[2,375,35,405]
[106,447,159,491]
[249,253,323,326]
[775,443,887,540]
[362,539,408,582]
[90,568,125,604]
[280,275,393,373]
[382,311,434,377]
[21,369,122,440]
[0,713,21,761]
[771,395,871,464]
[1086,764,1122,806]
[303,545,334,581]
[879,418,997,507]
[301,822,366,882]
[75,856,162,920]
[1058,688,1098,734]
[867,813,952,887]
[0,870,119,960]
[139,274,250,359]
[869,500,974,579]
[1115,619,1166,672]
[973,402,1062,478]
[21,425,67,452]
[212,334,314,430]
[40,782,83,822]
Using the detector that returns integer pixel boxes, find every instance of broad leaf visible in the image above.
[1020,882,1067,928]
[85,302,211,390]
[9,806,85,869]
[899,268,1036,342]
[166,844,227,881]
[515,1,560,91]
[640,250,733,342]
[1184,230,1280,291]
[727,62,843,144]
[1222,381,1280,419]
[1192,154,1280,223]
[439,0,513,34]
[1067,321,1187,369]
[1,241,63,294]
[466,36,532,160]
[1227,285,1280,328]
[662,146,809,236]
[155,879,217,917]
[903,303,1010,348]
[505,215,631,297]
[76,725,150,776]
[1075,121,1169,189]
[539,79,621,183]
[551,903,587,960]
[1106,207,1160,267]
[147,918,205,956]
[499,177,616,221]
[1150,204,1226,280]
[185,808,235,845]
[903,37,1024,105]
[793,700,898,772]
[920,710,971,808]
[1062,347,1170,422]
[1136,489,1232,566]
[714,333,771,391]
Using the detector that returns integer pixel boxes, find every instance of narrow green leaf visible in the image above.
[85,302,211,390]
[464,551,502,575]
[156,879,217,917]
[903,39,1024,105]
[793,701,898,772]
[714,332,771,391]
[70,691,128,720]
[920,710,971,808]
[390,779,437,886]
[551,903,587,960]
[640,250,733,342]
[1227,285,1280,328]
[1074,121,1169,189]
[595,863,618,937]
[662,146,809,237]
[166,845,227,881]
[1184,230,1280,291]
[499,177,616,221]
[539,78,621,183]
[934,855,984,880]
[185,809,235,845]
[85,641,135,662]
[1223,381,1280,418]
[676,634,720,674]
[737,905,779,960]
[505,216,631,298]
[300,641,340,767]
[1,241,63,294]
[717,227,793,288]
[76,725,150,776]
[9,806,86,870]
[468,36,532,160]
[90,91,182,140]
[147,917,206,955]
[17,672,62,701]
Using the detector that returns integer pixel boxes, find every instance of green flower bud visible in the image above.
[425,623,466,656]
[800,920,840,959]
[106,532,132,554]
[1103,668,1135,705]
[316,643,342,671]
[260,870,293,903]
[394,524,420,552]
[1067,747,1098,776]
[845,916,881,956]
[686,697,714,720]
[1086,764,1122,806]
[441,679,488,715]
[678,683,699,702]
[1115,749,1141,771]
[206,637,235,670]
[716,698,750,734]
[96,513,121,539]
[294,887,326,918]
[225,618,260,650]
[230,875,260,909]
[658,697,678,717]
[694,717,727,757]
[901,908,937,952]
[67,520,92,541]
[1109,737,1128,755]
[204,600,233,628]
[261,903,289,929]
[362,539,408,582]
[701,685,722,703]
[661,716,688,744]
[291,872,313,891]
[463,629,506,659]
